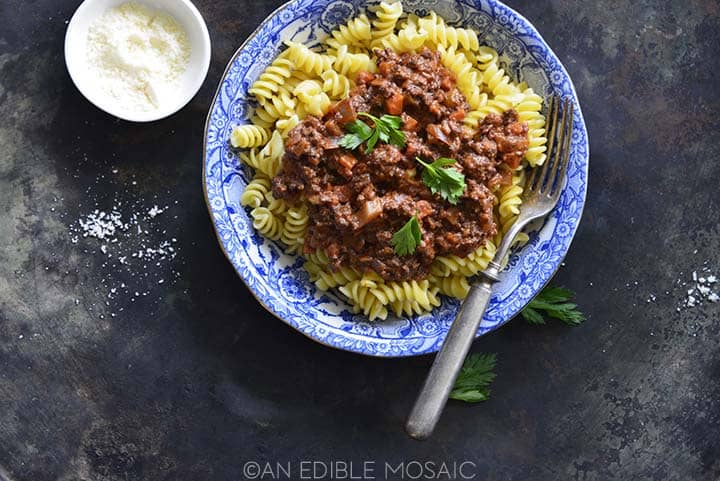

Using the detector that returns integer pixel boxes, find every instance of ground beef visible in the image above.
[272,48,529,281]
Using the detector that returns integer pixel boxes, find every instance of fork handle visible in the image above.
[405,277,496,440]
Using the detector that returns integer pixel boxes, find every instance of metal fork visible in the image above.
[405,96,575,440]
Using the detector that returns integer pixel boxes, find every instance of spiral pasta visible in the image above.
[238,129,284,178]
[294,79,332,117]
[370,1,403,48]
[333,45,376,78]
[380,28,425,52]
[281,205,308,254]
[304,249,330,268]
[478,58,518,97]
[322,70,353,99]
[240,174,271,208]
[339,281,389,321]
[390,289,441,317]
[419,12,480,52]
[474,46,498,66]
[256,91,296,121]
[230,124,271,148]
[314,266,362,291]
[324,14,372,52]
[439,46,485,110]
[233,9,542,321]
[464,92,525,126]
[248,58,294,102]
[497,169,525,230]
[431,241,497,278]
[284,41,335,76]
[249,109,275,129]
[276,114,300,138]
[267,195,289,217]
[516,89,547,166]
[251,206,283,240]
[431,274,471,299]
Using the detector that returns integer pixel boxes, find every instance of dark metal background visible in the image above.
[0,1,718,480]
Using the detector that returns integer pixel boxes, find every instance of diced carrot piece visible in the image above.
[378,62,393,76]
[402,115,418,132]
[355,71,375,84]
[337,154,357,171]
[386,92,404,115]
[503,154,523,169]
[450,109,466,121]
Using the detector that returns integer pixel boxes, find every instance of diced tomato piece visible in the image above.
[378,61,393,76]
[450,109,466,121]
[401,113,418,132]
[385,92,404,115]
[355,71,375,84]
[503,153,523,169]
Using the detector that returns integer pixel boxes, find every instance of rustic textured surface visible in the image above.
[1,1,719,480]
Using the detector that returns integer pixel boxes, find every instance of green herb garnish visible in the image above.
[391,214,422,256]
[339,113,406,153]
[521,286,586,326]
[450,353,497,403]
[416,157,466,205]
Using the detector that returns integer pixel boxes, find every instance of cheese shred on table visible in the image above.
[86,1,191,112]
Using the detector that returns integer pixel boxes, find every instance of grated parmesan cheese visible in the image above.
[86,1,191,112]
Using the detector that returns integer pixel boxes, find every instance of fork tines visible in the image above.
[526,95,574,198]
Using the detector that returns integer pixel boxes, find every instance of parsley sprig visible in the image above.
[391,214,422,256]
[339,113,406,153]
[416,157,466,205]
[450,353,497,403]
[521,286,585,326]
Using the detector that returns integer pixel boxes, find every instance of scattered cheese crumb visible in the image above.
[678,264,719,310]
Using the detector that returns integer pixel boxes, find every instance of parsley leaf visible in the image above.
[391,215,422,256]
[338,119,373,150]
[450,353,497,403]
[521,286,586,326]
[416,157,467,205]
[521,306,546,325]
[339,112,406,153]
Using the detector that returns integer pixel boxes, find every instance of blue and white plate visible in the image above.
[203,0,589,357]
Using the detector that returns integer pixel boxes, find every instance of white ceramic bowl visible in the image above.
[64,0,211,122]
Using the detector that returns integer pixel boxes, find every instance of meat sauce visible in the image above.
[272,48,529,281]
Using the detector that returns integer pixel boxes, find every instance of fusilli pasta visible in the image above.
[333,45,376,78]
[281,205,308,254]
[370,1,403,48]
[231,9,544,321]
[284,41,335,76]
[251,206,283,240]
[230,124,271,148]
[240,174,271,208]
[419,12,480,52]
[324,14,372,52]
